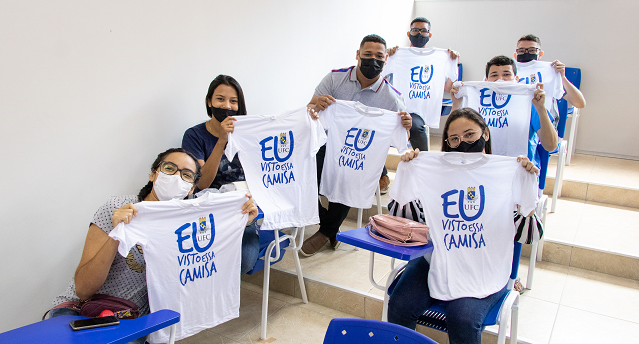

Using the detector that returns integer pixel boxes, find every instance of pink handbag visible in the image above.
[366,214,429,247]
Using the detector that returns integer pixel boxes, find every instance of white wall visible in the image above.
[0,0,413,332]
[415,0,637,160]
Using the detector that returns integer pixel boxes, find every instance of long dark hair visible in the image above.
[137,148,202,201]
[205,75,247,117]
[441,108,492,154]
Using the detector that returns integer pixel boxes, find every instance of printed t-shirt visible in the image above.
[390,152,538,300]
[383,47,458,128]
[182,122,245,190]
[455,81,536,158]
[225,107,327,230]
[516,60,565,119]
[319,100,409,208]
[109,191,248,343]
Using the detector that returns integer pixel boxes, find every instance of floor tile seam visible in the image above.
[546,175,639,193]
[234,302,296,343]
[565,265,639,288]
[367,269,392,294]
[555,302,639,325]
[212,321,260,344]
[269,266,388,300]
[543,237,639,260]
[519,293,562,307]
[584,199,639,212]
[556,304,639,325]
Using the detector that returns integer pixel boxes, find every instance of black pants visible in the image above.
[409,113,429,151]
[316,145,373,237]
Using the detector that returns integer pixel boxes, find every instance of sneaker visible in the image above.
[379,175,390,195]
[300,231,329,257]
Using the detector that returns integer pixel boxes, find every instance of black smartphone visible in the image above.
[69,316,120,331]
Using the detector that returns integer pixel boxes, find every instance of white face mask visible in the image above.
[153,172,193,201]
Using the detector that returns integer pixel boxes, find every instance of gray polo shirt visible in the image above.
[314,66,406,112]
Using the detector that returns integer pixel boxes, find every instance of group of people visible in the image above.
[45,15,584,344]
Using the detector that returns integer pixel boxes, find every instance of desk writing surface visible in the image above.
[336,227,433,261]
[0,310,179,344]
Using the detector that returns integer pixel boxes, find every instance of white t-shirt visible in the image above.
[455,81,536,157]
[390,152,538,300]
[319,100,409,208]
[516,60,564,117]
[109,191,249,343]
[225,107,327,230]
[384,47,458,128]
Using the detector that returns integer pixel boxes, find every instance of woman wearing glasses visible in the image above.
[181,75,260,275]
[46,148,257,343]
[386,108,537,344]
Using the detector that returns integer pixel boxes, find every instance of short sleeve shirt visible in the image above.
[182,122,245,190]
[390,152,538,300]
[52,195,149,316]
[383,47,458,128]
[314,66,406,112]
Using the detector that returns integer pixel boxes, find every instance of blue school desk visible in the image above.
[0,309,180,344]
[336,227,433,321]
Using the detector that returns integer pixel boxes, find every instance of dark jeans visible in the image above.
[388,257,508,344]
[409,113,429,151]
[241,222,260,274]
[46,308,147,344]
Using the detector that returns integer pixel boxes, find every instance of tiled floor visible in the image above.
[547,153,639,189]
[271,239,639,343]
[545,198,639,256]
[177,282,354,344]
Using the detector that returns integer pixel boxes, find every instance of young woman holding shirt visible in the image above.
[181,75,260,274]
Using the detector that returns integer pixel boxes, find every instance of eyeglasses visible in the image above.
[516,47,540,55]
[158,161,196,184]
[410,28,430,35]
[445,130,483,148]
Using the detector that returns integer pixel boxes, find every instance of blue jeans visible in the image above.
[241,222,260,274]
[46,308,148,344]
[388,257,508,344]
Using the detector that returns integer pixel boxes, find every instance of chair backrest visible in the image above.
[323,318,438,344]
[555,98,569,139]
[555,67,581,139]
[245,228,290,275]
[536,143,551,190]
[565,67,581,89]
[457,63,463,81]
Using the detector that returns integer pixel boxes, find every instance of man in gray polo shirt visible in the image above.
[301,34,412,256]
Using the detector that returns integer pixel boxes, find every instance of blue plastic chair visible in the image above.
[246,210,309,340]
[336,227,434,321]
[549,67,582,213]
[323,318,438,344]
[563,67,582,166]
[387,243,522,344]
[0,309,180,344]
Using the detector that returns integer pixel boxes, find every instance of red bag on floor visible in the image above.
[366,214,429,247]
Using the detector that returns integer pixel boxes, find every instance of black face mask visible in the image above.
[450,136,486,153]
[516,53,538,63]
[209,106,238,123]
[359,57,385,79]
[409,34,429,48]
